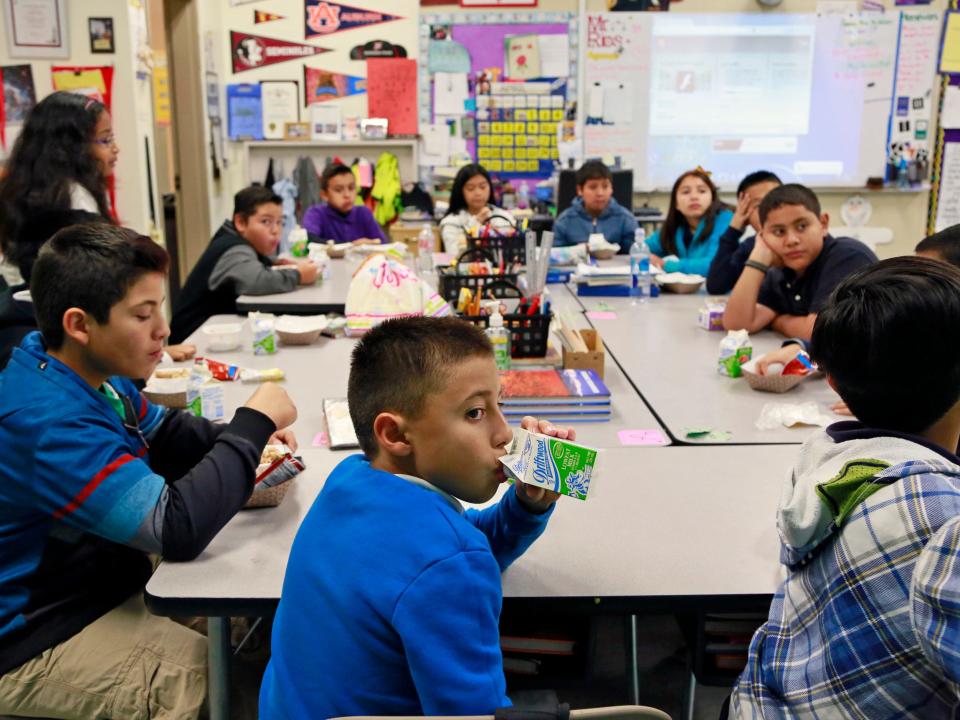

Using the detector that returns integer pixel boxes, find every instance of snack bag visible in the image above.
[718,329,752,378]
[499,428,599,501]
[256,444,305,488]
[195,357,241,381]
[250,312,277,355]
[345,254,451,336]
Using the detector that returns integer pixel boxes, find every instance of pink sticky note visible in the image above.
[618,429,668,446]
[586,311,618,320]
[312,431,329,448]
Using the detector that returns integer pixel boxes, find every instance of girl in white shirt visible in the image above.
[439,164,516,255]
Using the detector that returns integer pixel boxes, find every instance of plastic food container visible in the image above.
[201,322,243,352]
[275,315,327,346]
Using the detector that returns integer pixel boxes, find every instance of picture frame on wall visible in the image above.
[283,122,311,141]
[88,17,114,54]
[260,80,299,140]
[3,0,69,59]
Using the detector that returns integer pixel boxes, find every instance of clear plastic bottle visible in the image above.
[629,228,651,303]
[417,223,434,272]
[517,181,530,210]
[486,312,512,371]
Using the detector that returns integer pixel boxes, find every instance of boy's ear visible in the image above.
[62,307,93,347]
[233,213,248,233]
[575,185,584,197]
[819,211,830,233]
[372,412,412,457]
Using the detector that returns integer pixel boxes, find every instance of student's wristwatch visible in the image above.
[744,259,770,274]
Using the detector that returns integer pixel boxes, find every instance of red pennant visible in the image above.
[231,31,329,73]
[254,10,285,24]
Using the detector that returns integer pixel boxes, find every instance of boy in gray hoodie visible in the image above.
[731,257,960,719]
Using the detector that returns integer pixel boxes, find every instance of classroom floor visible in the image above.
[227,613,731,720]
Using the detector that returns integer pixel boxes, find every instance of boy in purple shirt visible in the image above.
[302,163,387,243]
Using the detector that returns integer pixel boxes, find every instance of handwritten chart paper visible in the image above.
[935,142,960,232]
[939,12,960,74]
[366,58,417,136]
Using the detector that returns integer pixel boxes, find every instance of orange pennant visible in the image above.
[254,10,285,24]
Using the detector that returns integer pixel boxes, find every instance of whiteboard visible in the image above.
[584,11,936,191]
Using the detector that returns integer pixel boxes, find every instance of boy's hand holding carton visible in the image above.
[502,416,599,506]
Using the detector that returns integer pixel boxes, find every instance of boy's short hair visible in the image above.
[348,316,493,457]
[812,256,960,434]
[737,170,782,196]
[575,160,612,187]
[32,224,169,350]
[916,225,960,269]
[233,186,281,221]
[758,184,821,226]
[321,163,355,191]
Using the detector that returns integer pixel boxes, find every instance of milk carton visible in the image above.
[499,428,599,501]
[698,298,726,331]
[718,329,752,377]
[250,312,277,355]
[185,368,225,420]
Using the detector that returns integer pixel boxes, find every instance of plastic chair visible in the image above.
[332,706,671,720]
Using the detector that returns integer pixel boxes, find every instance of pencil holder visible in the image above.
[436,249,519,303]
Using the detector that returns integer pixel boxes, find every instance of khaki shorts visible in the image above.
[0,593,206,719]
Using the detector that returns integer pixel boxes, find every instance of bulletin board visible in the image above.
[929,1,960,234]
[418,11,578,183]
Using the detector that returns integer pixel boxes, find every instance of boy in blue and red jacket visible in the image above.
[0,224,298,719]
[260,316,573,719]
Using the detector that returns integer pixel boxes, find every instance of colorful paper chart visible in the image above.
[474,81,565,177]
[366,58,418,136]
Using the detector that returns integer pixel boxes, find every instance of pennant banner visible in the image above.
[349,39,407,60]
[304,1,403,39]
[231,31,329,73]
[304,66,366,105]
[254,10,285,24]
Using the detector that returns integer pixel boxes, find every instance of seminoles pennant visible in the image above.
[304,1,403,39]
[254,10,285,24]
[231,31,329,73]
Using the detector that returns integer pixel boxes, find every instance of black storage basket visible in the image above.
[459,278,551,359]
[436,249,520,303]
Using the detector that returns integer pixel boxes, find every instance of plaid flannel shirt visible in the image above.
[732,459,960,719]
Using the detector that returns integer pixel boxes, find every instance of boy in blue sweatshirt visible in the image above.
[0,224,298,718]
[554,160,637,252]
[260,316,573,719]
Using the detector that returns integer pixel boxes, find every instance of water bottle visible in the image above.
[417,223,434,272]
[629,228,651,303]
[517,181,530,210]
[485,311,512,370]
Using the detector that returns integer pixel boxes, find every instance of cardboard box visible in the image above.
[562,328,605,379]
[388,223,440,256]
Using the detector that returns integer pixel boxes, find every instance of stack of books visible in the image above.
[572,262,632,296]
[500,368,611,422]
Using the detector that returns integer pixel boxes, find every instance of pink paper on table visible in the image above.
[586,311,618,321]
[312,430,329,448]
[366,58,417,135]
[618,429,668,446]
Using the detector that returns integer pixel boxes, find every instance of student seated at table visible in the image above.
[0,223,298,719]
[755,223,960,418]
[302,162,387,244]
[169,186,318,343]
[553,160,638,252]
[646,167,733,276]
[440,163,516,255]
[722,184,876,341]
[728,256,960,719]
[705,170,781,294]
[260,316,570,719]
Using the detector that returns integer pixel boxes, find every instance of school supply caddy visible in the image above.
[345,253,451,336]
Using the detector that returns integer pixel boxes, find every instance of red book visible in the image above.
[499,369,569,398]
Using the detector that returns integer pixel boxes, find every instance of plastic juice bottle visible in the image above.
[486,312,511,370]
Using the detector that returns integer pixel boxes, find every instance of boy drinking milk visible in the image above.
[260,316,571,718]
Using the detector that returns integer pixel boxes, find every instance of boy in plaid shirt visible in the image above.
[731,256,960,719]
